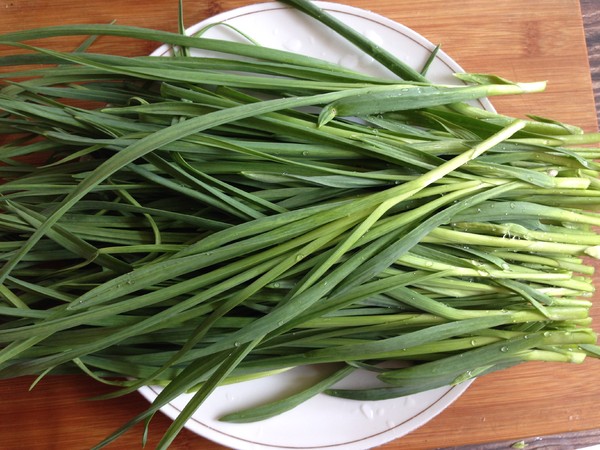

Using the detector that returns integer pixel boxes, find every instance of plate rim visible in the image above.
[139,382,471,450]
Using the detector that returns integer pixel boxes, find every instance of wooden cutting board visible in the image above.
[0,1,598,449]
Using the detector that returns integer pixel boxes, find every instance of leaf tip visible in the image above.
[318,105,336,127]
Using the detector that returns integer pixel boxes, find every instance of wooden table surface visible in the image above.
[1,1,599,449]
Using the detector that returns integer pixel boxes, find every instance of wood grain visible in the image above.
[0,1,599,449]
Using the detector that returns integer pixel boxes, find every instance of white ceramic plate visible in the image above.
[140,3,494,449]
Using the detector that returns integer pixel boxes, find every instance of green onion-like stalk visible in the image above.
[0,0,598,448]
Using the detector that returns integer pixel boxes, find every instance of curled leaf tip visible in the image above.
[318,105,337,127]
